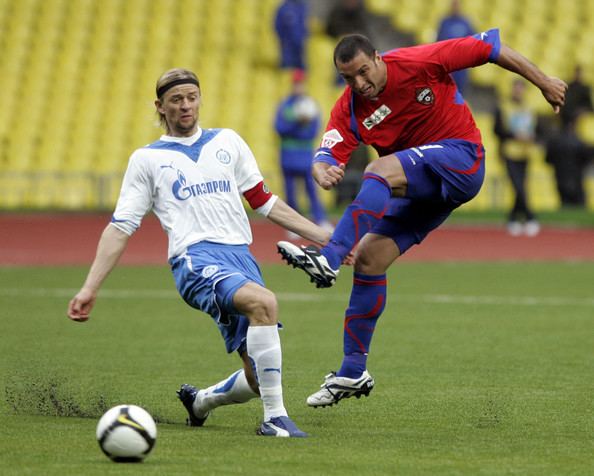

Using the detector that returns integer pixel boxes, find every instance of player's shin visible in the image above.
[323,173,391,269]
[246,325,288,420]
[195,369,258,413]
[337,273,387,378]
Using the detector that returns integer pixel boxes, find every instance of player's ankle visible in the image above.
[322,243,345,270]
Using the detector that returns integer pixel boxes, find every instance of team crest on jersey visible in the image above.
[202,265,219,278]
[362,105,392,130]
[321,129,344,149]
[416,87,434,106]
[216,149,231,165]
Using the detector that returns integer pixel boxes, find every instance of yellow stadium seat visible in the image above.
[1,0,593,210]
[576,112,594,145]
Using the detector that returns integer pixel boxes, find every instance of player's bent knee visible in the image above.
[354,236,398,274]
[234,283,278,325]
[246,289,278,326]
[364,159,387,177]
[354,247,376,273]
[365,155,407,190]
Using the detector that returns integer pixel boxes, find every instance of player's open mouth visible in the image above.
[360,85,373,96]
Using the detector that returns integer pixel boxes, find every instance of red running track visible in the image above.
[1,213,593,266]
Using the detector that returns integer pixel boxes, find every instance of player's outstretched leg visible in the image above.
[277,241,339,288]
[278,173,392,287]
[307,272,386,407]
[306,370,375,408]
[177,369,258,426]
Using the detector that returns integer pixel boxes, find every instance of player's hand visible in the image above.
[67,288,96,322]
[342,250,356,266]
[541,77,568,114]
[315,163,345,190]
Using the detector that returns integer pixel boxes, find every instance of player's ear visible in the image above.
[155,99,165,114]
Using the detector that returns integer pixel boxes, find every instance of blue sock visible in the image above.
[337,273,387,378]
[322,173,391,269]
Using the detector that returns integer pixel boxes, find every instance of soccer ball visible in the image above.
[96,404,157,462]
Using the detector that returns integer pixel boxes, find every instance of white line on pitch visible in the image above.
[1,288,593,307]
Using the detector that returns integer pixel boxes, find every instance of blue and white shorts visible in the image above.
[169,241,264,354]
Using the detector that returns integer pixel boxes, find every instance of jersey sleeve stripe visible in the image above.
[349,93,362,141]
[472,28,501,63]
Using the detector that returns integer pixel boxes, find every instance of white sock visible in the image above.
[247,325,288,421]
[193,369,258,416]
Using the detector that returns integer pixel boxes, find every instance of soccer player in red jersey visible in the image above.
[277,30,567,408]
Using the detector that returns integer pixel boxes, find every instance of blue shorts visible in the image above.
[169,241,264,354]
[373,139,485,254]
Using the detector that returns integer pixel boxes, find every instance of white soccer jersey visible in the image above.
[111,127,272,259]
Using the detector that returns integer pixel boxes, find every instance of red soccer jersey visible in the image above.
[315,29,501,166]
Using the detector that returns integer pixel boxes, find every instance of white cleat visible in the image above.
[277,241,339,288]
[306,370,375,408]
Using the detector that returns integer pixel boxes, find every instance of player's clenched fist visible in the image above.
[313,162,345,190]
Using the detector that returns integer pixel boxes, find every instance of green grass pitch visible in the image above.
[1,262,593,475]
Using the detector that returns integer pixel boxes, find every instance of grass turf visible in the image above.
[1,262,593,475]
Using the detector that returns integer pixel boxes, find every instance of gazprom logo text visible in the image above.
[172,169,231,201]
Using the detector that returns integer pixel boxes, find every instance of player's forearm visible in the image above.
[266,199,331,245]
[496,44,567,113]
[81,224,130,293]
[496,44,548,89]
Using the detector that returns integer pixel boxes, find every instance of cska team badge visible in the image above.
[415,87,434,106]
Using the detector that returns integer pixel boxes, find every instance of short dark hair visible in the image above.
[333,34,377,66]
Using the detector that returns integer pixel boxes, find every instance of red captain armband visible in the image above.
[243,181,273,210]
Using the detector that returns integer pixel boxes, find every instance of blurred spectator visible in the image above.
[325,0,373,84]
[436,0,475,94]
[560,65,593,127]
[274,0,308,70]
[319,1,375,199]
[274,70,332,236]
[494,79,540,236]
[335,144,370,207]
[546,117,594,208]
[325,0,372,40]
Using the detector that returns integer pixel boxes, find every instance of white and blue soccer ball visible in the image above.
[96,404,157,462]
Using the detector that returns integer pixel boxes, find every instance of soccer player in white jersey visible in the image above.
[67,68,332,438]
